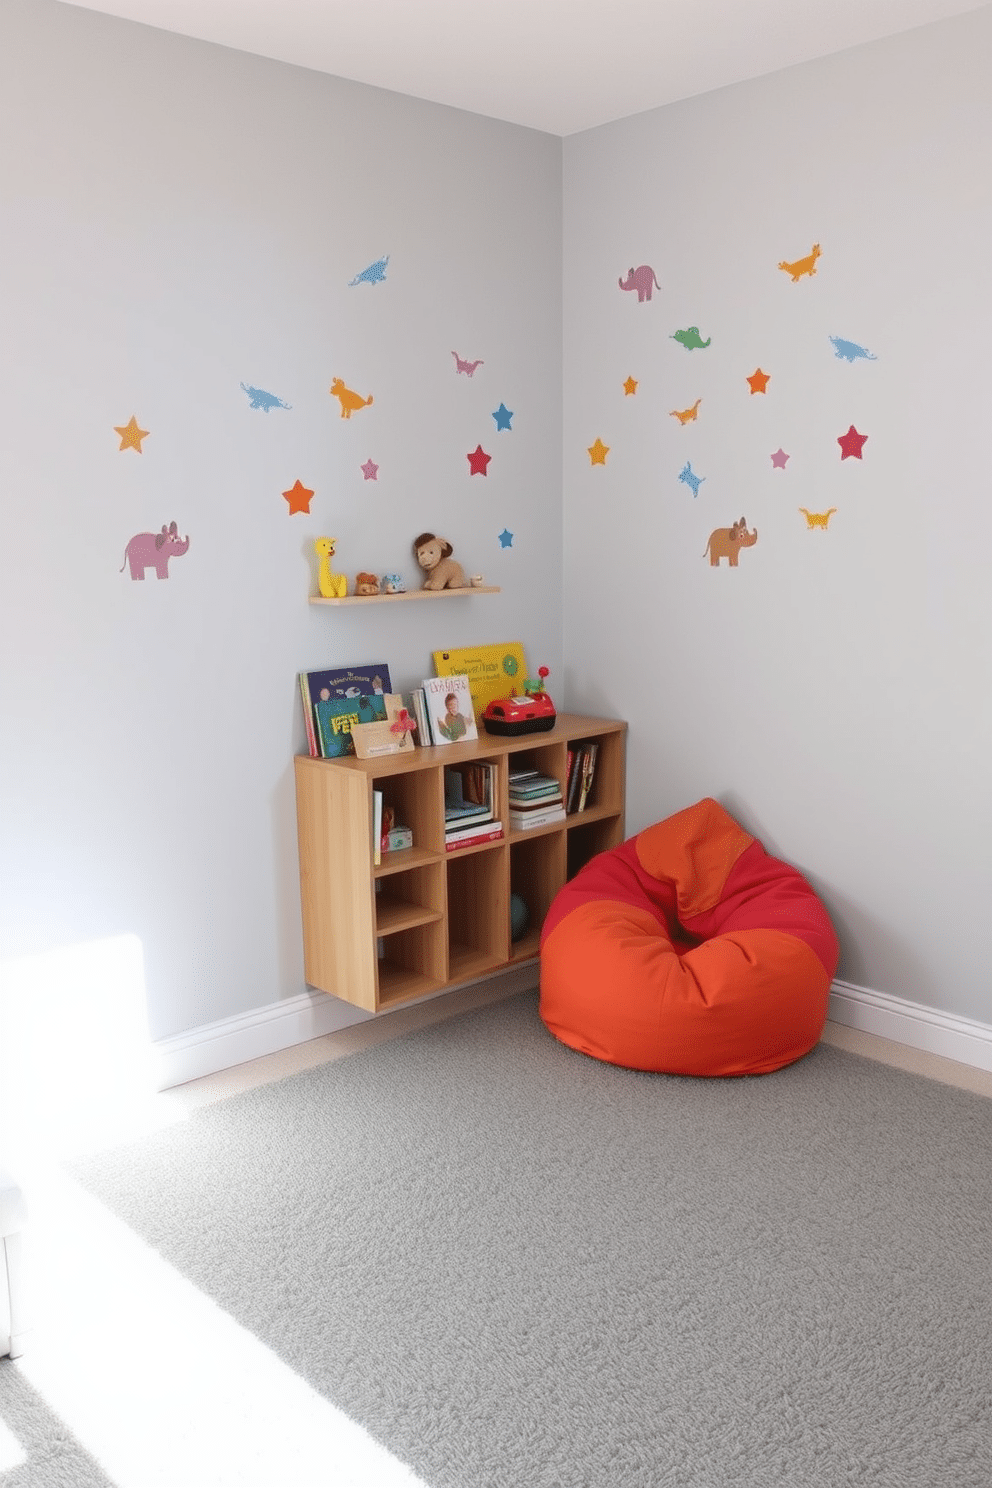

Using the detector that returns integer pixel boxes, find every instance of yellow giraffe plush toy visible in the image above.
[315,536,348,598]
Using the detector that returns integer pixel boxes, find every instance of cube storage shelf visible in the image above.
[294,712,627,1012]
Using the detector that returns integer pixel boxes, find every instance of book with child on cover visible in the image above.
[422,673,478,746]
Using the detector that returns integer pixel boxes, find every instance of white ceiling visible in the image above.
[61,0,988,135]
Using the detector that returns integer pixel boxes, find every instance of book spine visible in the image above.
[444,824,504,849]
[411,688,431,745]
[577,742,598,812]
[566,747,585,813]
[299,674,319,757]
[509,809,566,830]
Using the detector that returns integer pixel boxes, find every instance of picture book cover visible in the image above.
[432,643,527,723]
[302,661,391,727]
[314,691,388,758]
[422,673,478,745]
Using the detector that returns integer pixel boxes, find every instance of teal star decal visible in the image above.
[498,529,513,548]
[492,403,514,431]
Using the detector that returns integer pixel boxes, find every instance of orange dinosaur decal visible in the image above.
[669,398,702,425]
[778,244,821,282]
[329,377,374,418]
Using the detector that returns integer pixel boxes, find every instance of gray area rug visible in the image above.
[32,993,992,1484]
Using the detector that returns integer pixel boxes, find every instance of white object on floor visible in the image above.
[1,1167,28,1357]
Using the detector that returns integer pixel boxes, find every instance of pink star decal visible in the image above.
[770,448,790,469]
[838,424,868,460]
[467,444,492,476]
[360,459,379,481]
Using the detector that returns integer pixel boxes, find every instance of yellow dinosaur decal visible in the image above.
[329,377,374,418]
[778,244,821,282]
[669,398,702,425]
[799,507,837,529]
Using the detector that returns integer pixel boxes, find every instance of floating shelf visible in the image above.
[310,586,500,606]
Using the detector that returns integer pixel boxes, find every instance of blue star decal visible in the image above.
[492,403,514,431]
[498,529,514,548]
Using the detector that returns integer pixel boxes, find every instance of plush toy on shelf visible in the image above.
[355,571,381,596]
[413,532,468,591]
[314,537,348,599]
[381,572,406,594]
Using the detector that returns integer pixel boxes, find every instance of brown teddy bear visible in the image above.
[413,533,467,591]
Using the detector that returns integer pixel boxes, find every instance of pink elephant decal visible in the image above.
[120,522,190,580]
[619,265,661,302]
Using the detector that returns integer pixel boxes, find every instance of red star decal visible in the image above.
[837,424,868,460]
[282,479,314,514]
[746,368,770,394]
[467,444,492,476]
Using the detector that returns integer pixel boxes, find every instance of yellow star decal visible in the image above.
[114,415,150,452]
[588,438,609,465]
[623,377,638,396]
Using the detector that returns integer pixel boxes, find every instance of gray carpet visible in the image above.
[15,991,992,1485]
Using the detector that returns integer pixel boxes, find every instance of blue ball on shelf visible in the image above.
[510,893,530,942]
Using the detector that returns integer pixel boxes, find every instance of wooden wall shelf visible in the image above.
[310,586,500,606]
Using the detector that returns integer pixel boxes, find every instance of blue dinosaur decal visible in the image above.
[830,337,877,363]
[240,383,291,412]
[349,255,390,287]
[678,461,705,498]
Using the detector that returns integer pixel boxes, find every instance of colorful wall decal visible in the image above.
[800,507,837,528]
[778,243,821,281]
[498,529,514,548]
[119,522,189,580]
[492,403,514,431]
[360,459,379,481]
[703,518,757,566]
[618,265,661,302]
[314,537,348,598]
[671,326,711,350]
[670,399,701,425]
[746,368,770,394]
[770,448,790,469]
[349,255,389,286]
[240,383,291,412]
[329,378,373,418]
[452,351,484,376]
[623,377,638,396]
[114,415,149,453]
[587,439,609,465]
[837,424,868,460]
[830,337,877,363]
[467,444,492,475]
[283,480,314,514]
[678,461,705,497]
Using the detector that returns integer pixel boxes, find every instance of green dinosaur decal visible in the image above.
[671,326,712,350]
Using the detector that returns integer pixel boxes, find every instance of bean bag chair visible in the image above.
[539,797,838,1076]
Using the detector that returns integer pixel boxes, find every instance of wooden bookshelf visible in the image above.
[293,713,627,1012]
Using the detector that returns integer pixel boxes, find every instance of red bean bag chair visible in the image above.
[539,797,839,1076]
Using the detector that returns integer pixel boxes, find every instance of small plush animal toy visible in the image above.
[413,532,467,591]
[355,571,381,596]
[381,572,406,594]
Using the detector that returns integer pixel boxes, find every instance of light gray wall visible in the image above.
[563,8,992,1024]
[0,0,562,1039]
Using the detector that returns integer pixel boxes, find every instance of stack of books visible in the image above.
[508,768,565,831]
[565,743,599,814]
[444,762,503,850]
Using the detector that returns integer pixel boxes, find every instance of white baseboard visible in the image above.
[153,964,541,1091]
[828,979,992,1075]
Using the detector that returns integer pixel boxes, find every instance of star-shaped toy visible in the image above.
[623,377,638,396]
[770,448,790,469]
[838,424,868,460]
[468,444,492,476]
[588,439,609,465]
[360,459,379,481]
[282,479,314,515]
[747,368,770,394]
[498,528,513,548]
[114,415,149,453]
[492,403,514,431]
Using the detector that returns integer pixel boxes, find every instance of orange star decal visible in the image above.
[282,479,314,514]
[746,368,770,394]
[114,415,149,452]
[588,439,609,465]
[623,377,638,396]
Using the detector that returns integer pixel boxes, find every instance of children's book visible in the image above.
[432,643,527,724]
[422,673,478,746]
[351,696,417,759]
[314,691,388,758]
[301,663,392,755]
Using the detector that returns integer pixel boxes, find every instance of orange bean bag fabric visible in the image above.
[539,797,839,1076]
